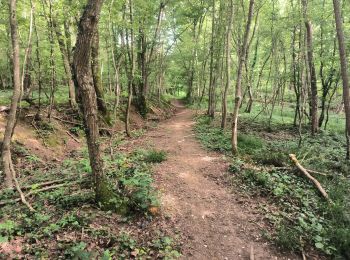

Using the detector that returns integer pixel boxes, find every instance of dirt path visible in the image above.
[141,104,298,260]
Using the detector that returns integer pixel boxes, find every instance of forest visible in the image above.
[0,0,350,259]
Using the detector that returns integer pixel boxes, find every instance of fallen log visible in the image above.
[289,154,330,202]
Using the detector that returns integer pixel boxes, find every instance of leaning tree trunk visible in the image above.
[1,0,21,188]
[333,0,350,159]
[231,0,255,155]
[72,0,108,203]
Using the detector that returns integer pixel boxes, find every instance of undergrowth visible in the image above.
[194,114,350,259]
[0,143,177,258]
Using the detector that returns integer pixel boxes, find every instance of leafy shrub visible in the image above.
[237,134,264,154]
[144,149,167,163]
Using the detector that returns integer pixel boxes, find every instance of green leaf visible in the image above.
[0,236,8,243]
[315,242,324,249]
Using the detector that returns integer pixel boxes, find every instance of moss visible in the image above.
[136,95,148,118]
[95,178,129,215]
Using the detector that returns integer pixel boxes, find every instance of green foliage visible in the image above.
[105,150,160,213]
[194,114,350,258]
[0,220,18,242]
[144,149,167,163]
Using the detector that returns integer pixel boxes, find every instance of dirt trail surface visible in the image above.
[140,102,298,260]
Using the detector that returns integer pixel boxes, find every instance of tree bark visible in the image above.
[91,28,110,121]
[1,0,21,188]
[231,0,254,155]
[52,17,77,109]
[72,0,107,203]
[207,0,216,118]
[221,0,234,129]
[332,0,350,159]
[125,0,135,137]
[302,0,318,135]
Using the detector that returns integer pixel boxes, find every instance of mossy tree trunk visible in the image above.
[72,0,109,203]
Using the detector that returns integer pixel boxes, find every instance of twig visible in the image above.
[66,131,81,143]
[0,181,79,206]
[52,116,82,126]
[289,154,331,202]
[10,160,35,211]
[31,122,48,147]
[22,177,73,191]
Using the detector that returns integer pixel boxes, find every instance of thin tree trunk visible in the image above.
[91,28,109,121]
[221,0,234,129]
[2,0,21,188]
[52,17,77,109]
[207,0,216,117]
[231,0,254,155]
[302,0,318,135]
[332,0,350,159]
[126,0,135,137]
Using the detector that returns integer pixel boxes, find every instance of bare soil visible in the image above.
[136,102,299,260]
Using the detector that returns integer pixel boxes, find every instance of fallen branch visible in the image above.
[52,116,83,126]
[66,131,81,143]
[22,177,73,191]
[10,160,35,212]
[272,166,329,176]
[0,181,79,207]
[289,154,331,202]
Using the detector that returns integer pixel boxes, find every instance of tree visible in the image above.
[302,0,318,135]
[231,0,254,155]
[221,0,234,129]
[1,0,21,188]
[72,0,108,203]
[332,0,350,159]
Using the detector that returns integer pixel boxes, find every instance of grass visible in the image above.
[194,112,350,259]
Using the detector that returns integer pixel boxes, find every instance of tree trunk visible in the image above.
[332,0,350,159]
[1,0,21,188]
[221,0,234,129]
[207,0,216,118]
[52,17,77,109]
[91,28,110,122]
[231,0,254,155]
[125,0,135,137]
[72,0,108,203]
[302,0,318,135]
